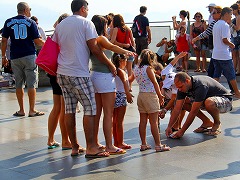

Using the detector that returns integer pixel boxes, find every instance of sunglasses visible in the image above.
[116,54,126,60]
[195,16,201,18]
[212,12,220,14]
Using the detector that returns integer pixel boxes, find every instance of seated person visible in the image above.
[156,38,175,66]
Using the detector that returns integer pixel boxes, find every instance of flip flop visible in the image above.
[85,152,110,158]
[108,148,126,155]
[48,142,60,149]
[13,111,25,117]
[204,129,221,136]
[28,111,45,117]
[155,144,171,152]
[62,147,72,150]
[140,144,151,151]
[193,126,212,133]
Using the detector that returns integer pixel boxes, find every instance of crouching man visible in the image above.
[165,72,233,138]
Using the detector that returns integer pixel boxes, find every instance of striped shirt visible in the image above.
[198,20,217,39]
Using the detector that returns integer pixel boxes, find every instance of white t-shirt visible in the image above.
[161,64,177,94]
[53,15,98,77]
[212,20,232,60]
[38,26,47,41]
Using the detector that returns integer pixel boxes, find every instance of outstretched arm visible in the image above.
[98,36,135,57]
[169,52,187,66]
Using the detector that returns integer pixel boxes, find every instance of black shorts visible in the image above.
[48,74,62,95]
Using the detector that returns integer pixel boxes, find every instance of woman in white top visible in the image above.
[172,10,190,32]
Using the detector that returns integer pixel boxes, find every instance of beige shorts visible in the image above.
[137,92,160,113]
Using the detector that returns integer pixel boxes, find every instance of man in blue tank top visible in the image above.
[1,2,45,117]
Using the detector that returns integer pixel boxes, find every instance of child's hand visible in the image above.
[159,95,165,106]
[178,52,188,58]
[126,92,134,104]
[159,109,166,119]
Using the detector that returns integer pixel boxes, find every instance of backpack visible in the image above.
[132,16,142,38]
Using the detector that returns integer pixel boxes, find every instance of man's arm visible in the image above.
[34,38,45,47]
[223,38,235,49]
[146,26,151,44]
[172,101,202,138]
[165,99,185,137]
[1,37,8,67]
[87,38,116,74]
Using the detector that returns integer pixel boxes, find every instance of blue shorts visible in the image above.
[212,59,236,81]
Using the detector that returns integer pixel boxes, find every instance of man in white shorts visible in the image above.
[53,0,116,157]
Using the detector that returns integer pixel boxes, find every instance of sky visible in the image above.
[0,0,237,32]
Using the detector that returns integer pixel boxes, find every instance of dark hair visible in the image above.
[108,13,114,17]
[30,16,38,22]
[174,72,190,83]
[112,53,126,68]
[91,15,107,36]
[104,15,113,26]
[140,6,147,13]
[57,13,69,24]
[179,26,186,31]
[193,12,203,20]
[139,49,156,68]
[221,7,232,17]
[231,3,240,14]
[180,10,190,20]
[71,0,88,13]
[113,14,126,32]
[153,62,164,71]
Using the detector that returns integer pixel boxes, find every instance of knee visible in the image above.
[204,98,216,110]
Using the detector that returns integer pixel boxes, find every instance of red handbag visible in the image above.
[36,36,59,76]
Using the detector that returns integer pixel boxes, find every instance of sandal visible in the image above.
[202,69,207,73]
[140,144,151,151]
[155,144,171,152]
[193,126,212,133]
[194,69,201,72]
[204,129,221,136]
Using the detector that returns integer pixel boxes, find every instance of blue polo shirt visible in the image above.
[2,15,40,59]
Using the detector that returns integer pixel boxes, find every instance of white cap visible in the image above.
[206,3,216,8]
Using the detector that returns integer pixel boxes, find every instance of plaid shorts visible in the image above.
[57,74,96,115]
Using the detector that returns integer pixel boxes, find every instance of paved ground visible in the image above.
[0,71,240,180]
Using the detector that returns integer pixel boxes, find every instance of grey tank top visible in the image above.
[91,49,112,73]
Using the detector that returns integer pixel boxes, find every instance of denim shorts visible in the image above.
[11,55,38,88]
[212,59,236,81]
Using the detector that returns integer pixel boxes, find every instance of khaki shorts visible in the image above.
[11,55,38,88]
[137,92,160,113]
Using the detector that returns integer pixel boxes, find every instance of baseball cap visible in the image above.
[206,3,216,8]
